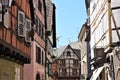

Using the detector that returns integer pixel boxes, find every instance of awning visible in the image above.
[90,66,104,80]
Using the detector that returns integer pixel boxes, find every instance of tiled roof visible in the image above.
[54,45,67,57]
[55,41,81,58]
[70,41,81,49]
[73,49,81,58]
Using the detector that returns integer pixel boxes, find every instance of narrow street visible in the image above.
[0,0,120,80]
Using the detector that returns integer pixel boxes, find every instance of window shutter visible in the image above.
[18,11,25,37]
[25,19,31,42]
[4,11,10,28]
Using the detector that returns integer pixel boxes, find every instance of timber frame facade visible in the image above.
[0,0,31,65]
[0,0,32,80]
[57,45,81,80]
[85,0,120,80]
[0,0,57,80]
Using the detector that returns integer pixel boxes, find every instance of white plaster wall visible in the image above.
[90,0,120,59]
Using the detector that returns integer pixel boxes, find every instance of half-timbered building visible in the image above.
[57,44,81,80]
[0,0,32,80]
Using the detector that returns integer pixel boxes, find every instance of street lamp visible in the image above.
[0,0,14,27]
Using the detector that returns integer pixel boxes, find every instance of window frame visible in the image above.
[18,10,25,37]
[25,19,31,42]
[42,51,44,65]
[36,46,41,64]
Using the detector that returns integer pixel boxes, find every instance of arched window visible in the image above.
[36,73,40,80]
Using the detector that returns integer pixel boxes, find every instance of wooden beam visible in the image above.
[108,0,112,44]
[112,6,120,10]
[111,12,120,40]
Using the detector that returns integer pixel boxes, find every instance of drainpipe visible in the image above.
[108,0,112,45]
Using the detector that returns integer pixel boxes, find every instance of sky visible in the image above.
[53,0,87,47]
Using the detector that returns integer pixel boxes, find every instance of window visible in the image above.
[72,69,77,75]
[48,63,52,76]
[25,19,31,42]
[35,15,45,40]
[74,59,78,65]
[67,51,71,56]
[18,10,25,37]
[39,22,41,36]
[38,0,42,12]
[36,46,41,64]
[42,24,45,40]
[42,27,44,39]
[42,51,44,65]
[35,17,39,33]
[60,59,65,64]
[62,69,67,76]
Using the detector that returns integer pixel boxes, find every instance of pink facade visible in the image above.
[24,41,45,80]
[24,0,46,80]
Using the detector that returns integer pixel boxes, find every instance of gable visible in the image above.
[56,45,67,57]
[59,45,80,60]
